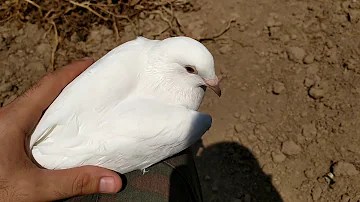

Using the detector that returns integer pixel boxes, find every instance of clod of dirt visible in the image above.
[271,151,286,163]
[341,194,351,202]
[281,140,302,155]
[233,112,240,118]
[311,186,322,201]
[302,123,317,141]
[286,46,306,63]
[234,123,244,133]
[306,64,319,75]
[309,86,325,99]
[272,81,285,94]
[333,161,359,176]
[304,78,315,88]
[0,83,12,93]
[303,54,315,64]
[219,44,232,54]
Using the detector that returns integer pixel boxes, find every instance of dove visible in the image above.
[30,36,221,174]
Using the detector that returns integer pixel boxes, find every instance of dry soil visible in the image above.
[1,0,360,202]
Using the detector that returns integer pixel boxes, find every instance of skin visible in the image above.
[0,58,122,202]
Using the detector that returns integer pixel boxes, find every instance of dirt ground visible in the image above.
[1,0,360,201]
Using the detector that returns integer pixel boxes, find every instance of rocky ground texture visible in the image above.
[1,0,360,201]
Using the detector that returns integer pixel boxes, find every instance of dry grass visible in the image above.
[0,0,235,69]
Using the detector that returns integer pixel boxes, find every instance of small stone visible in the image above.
[0,83,12,93]
[333,161,359,176]
[311,187,322,201]
[234,124,244,133]
[286,46,306,63]
[303,54,315,64]
[309,87,325,99]
[281,140,302,155]
[271,151,286,163]
[272,81,285,94]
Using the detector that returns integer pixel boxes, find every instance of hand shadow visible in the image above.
[188,140,284,202]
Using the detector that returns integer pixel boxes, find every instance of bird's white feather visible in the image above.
[30,36,215,174]
[32,97,211,173]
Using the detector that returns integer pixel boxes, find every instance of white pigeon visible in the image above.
[30,36,221,174]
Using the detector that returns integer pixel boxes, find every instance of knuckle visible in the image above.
[72,172,92,195]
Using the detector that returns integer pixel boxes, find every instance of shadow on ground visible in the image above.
[193,140,283,202]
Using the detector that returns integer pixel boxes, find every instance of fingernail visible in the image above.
[99,177,116,193]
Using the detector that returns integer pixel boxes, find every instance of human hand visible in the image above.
[0,58,122,202]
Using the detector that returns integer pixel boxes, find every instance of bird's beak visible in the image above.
[203,77,221,97]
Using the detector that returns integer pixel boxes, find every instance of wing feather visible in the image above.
[32,97,212,173]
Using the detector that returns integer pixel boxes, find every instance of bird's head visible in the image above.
[146,36,221,98]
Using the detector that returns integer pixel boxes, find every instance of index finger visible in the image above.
[10,58,94,132]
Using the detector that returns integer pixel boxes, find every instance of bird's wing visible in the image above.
[31,97,212,173]
[30,37,158,148]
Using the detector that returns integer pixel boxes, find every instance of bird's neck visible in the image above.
[135,76,204,111]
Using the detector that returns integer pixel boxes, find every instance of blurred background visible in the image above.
[1,0,360,201]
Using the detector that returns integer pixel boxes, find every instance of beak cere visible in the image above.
[203,77,222,97]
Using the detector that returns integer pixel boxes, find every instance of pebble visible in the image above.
[309,87,325,99]
[286,46,306,63]
[271,151,286,163]
[234,112,240,118]
[303,54,315,64]
[272,81,285,94]
[281,140,302,155]
[333,161,359,176]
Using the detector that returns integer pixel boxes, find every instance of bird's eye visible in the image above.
[185,65,198,74]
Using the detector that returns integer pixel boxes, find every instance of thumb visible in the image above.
[37,166,122,201]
